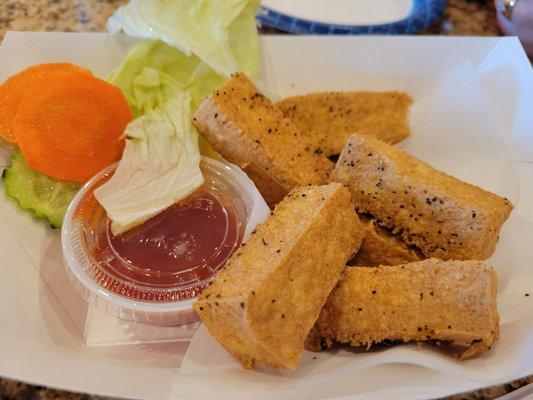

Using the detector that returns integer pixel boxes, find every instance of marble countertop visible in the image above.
[0,0,530,399]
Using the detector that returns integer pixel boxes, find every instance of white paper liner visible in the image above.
[176,318,532,398]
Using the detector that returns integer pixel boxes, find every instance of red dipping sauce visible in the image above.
[102,189,241,289]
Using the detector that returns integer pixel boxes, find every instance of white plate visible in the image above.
[0,33,532,400]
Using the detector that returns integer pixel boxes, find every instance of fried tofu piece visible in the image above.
[193,73,334,207]
[277,91,413,157]
[307,259,499,359]
[194,184,364,370]
[352,217,423,267]
[331,134,513,260]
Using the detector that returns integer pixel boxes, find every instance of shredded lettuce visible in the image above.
[95,68,204,234]
[107,0,261,78]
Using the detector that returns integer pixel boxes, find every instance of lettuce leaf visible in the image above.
[95,68,204,234]
[108,39,226,115]
[107,0,261,79]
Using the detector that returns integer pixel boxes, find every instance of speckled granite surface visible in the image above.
[0,1,530,399]
[0,0,503,40]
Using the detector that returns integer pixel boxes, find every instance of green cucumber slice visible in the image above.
[2,153,80,228]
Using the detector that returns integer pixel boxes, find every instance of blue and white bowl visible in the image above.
[257,0,445,34]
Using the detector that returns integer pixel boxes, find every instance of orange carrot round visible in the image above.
[0,63,91,144]
[13,72,132,183]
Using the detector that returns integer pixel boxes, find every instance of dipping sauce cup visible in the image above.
[62,157,269,325]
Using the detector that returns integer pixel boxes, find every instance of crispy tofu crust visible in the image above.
[353,217,423,267]
[306,259,499,359]
[193,73,334,207]
[277,91,413,157]
[194,184,364,369]
[331,134,513,260]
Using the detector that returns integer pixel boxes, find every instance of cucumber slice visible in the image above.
[2,153,80,228]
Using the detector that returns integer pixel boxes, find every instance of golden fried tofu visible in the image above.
[331,134,513,260]
[352,217,423,267]
[195,184,364,369]
[307,259,499,359]
[193,73,334,207]
[277,91,413,156]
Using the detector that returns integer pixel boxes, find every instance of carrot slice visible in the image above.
[0,63,91,144]
[13,72,132,183]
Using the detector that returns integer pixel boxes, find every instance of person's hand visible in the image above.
[495,0,533,56]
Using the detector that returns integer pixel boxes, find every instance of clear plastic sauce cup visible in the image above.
[62,157,269,325]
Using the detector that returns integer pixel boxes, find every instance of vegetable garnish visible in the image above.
[106,0,261,164]
[0,63,91,144]
[108,39,227,115]
[107,0,261,78]
[3,153,80,228]
[94,69,203,235]
[13,72,132,183]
